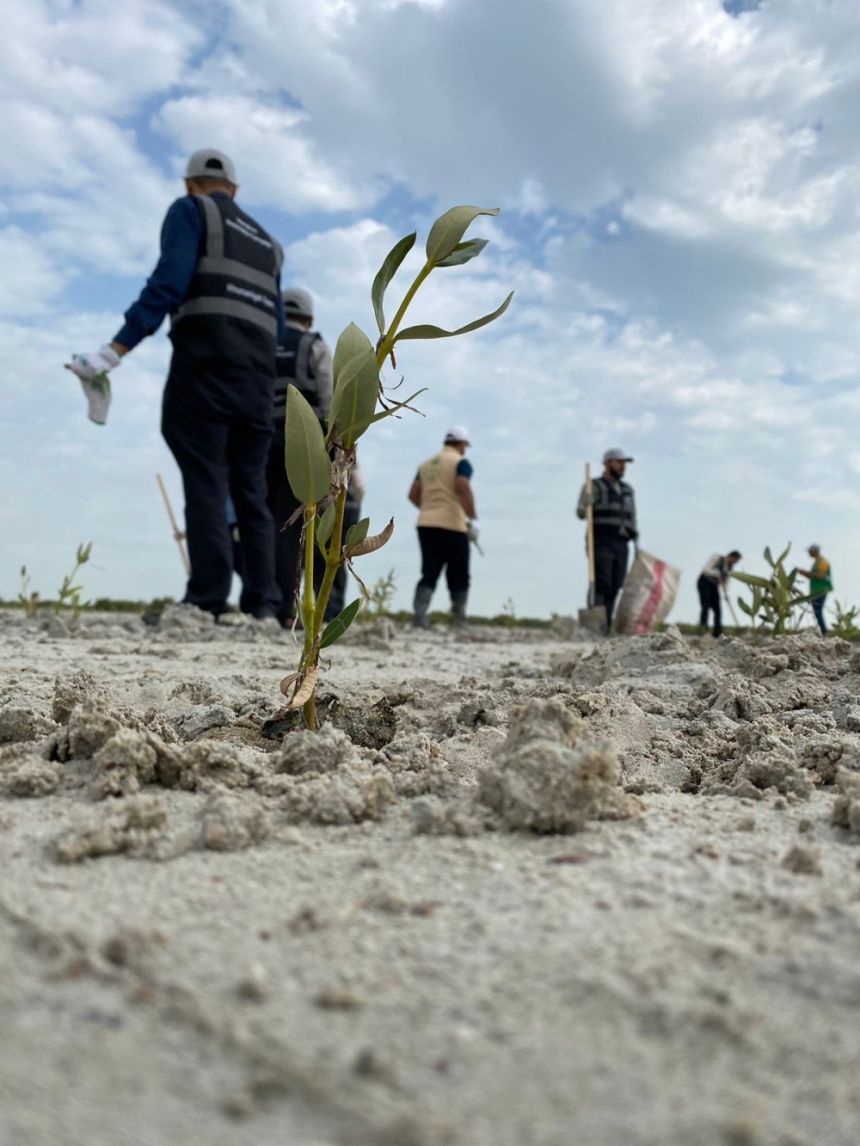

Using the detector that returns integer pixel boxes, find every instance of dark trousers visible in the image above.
[697,574,722,637]
[417,526,470,599]
[812,593,828,635]
[594,535,629,629]
[162,381,280,617]
[266,425,360,623]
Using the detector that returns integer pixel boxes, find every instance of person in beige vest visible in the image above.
[408,426,478,627]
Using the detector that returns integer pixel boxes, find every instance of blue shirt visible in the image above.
[113,193,284,351]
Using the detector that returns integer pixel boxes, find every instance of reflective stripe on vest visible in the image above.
[172,195,282,339]
[274,327,320,419]
[593,476,635,535]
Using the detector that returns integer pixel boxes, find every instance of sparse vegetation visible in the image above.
[731,544,811,636]
[365,569,398,618]
[14,543,93,619]
[54,542,92,618]
[831,600,860,640]
[17,566,40,618]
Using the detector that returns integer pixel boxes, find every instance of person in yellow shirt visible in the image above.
[799,544,833,635]
[408,427,478,628]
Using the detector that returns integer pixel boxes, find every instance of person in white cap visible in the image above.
[66,148,285,621]
[408,427,478,628]
[576,448,638,632]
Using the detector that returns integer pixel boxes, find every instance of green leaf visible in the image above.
[329,349,380,446]
[320,598,362,649]
[316,506,337,550]
[731,572,772,590]
[338,388,427,440]
[332,323,373,383]
[436,238,489,268]
[737,598,753,616]
[393,291,514,344]
[316,504,336,556]
[776,542,792,567]
[371,232,416,335]
[763,546,774,567]
[426,206,499,264]
[285,386,331,505]
[344,517,370,553]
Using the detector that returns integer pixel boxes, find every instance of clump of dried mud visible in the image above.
[477,697,638,832]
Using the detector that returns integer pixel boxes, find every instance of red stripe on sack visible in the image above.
[637,560,666,634]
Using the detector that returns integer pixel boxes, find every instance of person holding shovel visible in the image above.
[577,448,638,633]
[697,550,742,638]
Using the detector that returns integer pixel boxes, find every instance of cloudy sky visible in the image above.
[3,0,859,622]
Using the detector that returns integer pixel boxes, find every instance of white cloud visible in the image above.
[3,0,860,623]
[154,94,378,212]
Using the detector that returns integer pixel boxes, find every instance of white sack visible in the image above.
[615,550,681,636]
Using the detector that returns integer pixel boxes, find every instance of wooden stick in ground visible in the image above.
[725,593,741,631]
[156,473,190,574]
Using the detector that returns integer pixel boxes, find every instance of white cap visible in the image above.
[185,148,237,184]
[282,287,314,319]
[444,425,471,445]
[603,447,633,463]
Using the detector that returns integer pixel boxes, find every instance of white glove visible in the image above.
[66,345,121,381]
[467,520,480,543]
[65,345,120,426]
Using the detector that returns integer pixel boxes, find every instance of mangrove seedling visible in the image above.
[731,544,811,636]
[55,542,93,617]
[280,205,513,727]
[18,566,40,618]
[366,569,398,618]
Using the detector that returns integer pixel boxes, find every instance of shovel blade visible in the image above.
[578,606,607,635]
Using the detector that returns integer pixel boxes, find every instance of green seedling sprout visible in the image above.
[55,542,93,618]
[731,544,812,637]
[367,569,397,618]
[280,205,513,728]
[18,566,40,619]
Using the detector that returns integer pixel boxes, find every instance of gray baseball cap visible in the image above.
[185,148,237,184]
[603,447,634,463]
[282,287,314,319]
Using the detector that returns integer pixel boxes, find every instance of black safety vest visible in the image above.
[274,326,323,420]
[170,194,282,375]
[592,476,636,540]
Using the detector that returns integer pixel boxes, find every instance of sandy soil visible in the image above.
[1,606,859,1146]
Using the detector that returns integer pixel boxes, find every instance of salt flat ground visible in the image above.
[0,608,859,1146]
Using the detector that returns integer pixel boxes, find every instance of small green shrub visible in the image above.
[731,544,811,636]
[831,600,860,640]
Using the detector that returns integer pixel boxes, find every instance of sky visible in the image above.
[2,0,860,623]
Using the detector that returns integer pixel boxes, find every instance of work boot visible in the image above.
[451,591,469,630]
[412,585,433,628]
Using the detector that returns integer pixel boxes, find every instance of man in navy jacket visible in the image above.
[67,149,284,620]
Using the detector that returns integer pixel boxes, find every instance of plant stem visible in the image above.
[313,486,347,632]
[302,505,316,656]
[376,260,433,367]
